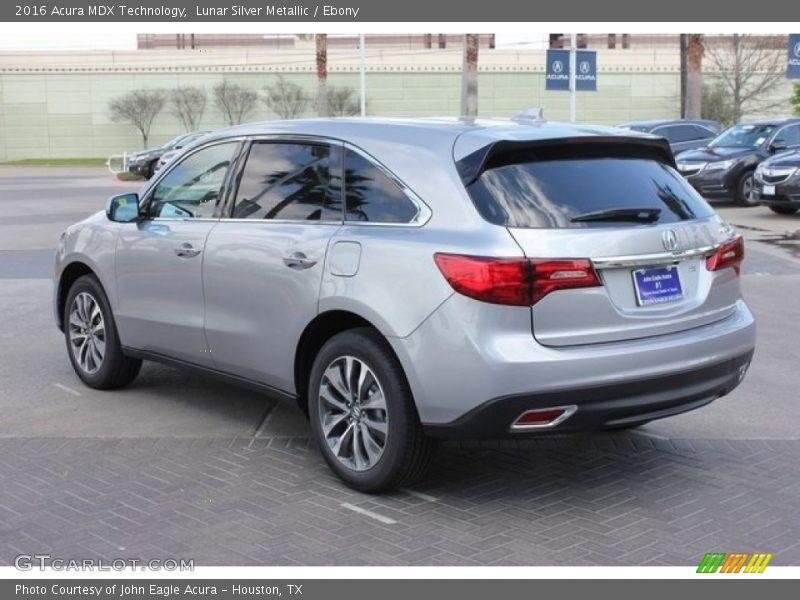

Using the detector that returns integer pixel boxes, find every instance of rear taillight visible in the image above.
[434,253,601,306]
[530,259,602,303]
[432,254,531,306]
[706,236,744,275]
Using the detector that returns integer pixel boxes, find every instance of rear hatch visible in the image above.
[458,135,743,347]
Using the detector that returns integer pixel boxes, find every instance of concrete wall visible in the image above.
[0,47,794,161]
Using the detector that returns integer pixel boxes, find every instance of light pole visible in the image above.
[569,32,577,123]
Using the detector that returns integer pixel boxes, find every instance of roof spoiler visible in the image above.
[455,136,676,187]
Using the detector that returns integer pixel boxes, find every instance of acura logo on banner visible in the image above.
[789,34,800,79]
[546,49,597,91]
[546,49,570,90]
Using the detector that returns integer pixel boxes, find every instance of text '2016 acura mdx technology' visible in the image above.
[54,118,756,492]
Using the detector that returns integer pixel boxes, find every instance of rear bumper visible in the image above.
[423,350,753,439]
[389,293,756,431]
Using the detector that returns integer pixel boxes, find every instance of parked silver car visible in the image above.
[54,118,756,491]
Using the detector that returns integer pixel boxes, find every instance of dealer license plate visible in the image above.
[632,266,684,306]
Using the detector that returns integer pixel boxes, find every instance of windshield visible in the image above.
[710,124,775,149]
[620,125,651,133]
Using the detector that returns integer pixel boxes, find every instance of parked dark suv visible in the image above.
[619,119,721,155]
[675,118,800,206]
[755,150,800,215]
[128,131,210,179]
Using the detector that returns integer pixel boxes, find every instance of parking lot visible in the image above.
[1,165,800,566]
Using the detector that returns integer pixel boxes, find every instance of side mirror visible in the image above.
[769,139,788,154]
[106,193,141,223]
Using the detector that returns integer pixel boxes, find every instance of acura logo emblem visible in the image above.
[552,60,564,73]
[794,41,800,58]
[662,229,679,252]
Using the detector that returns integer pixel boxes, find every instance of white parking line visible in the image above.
[402,489,440,503]
[340,502,397,524]
[53,383,81,397]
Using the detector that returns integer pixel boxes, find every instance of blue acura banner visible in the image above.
[546,49,597,91]
[575,50,598,91]
[789,34,800,79]
[545,49,571,90]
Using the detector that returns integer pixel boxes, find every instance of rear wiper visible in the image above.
[570,207,662,223]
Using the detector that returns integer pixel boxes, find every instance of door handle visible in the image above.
[282,251,317,270]
[174,242,202,258]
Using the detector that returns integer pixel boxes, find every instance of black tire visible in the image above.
[735,171,757,206]
[63,274,141,390]
[769,205,799,215]
[308,327,436,493]
[145,159,159,179]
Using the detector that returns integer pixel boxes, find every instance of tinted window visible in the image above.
[655,125,700,143]
[775,124,800,147]
[232,142,342,221]
[466,158,715,229]
[149,142,238,219]
[692,125,716,140]
[710,123,776,149]
[622,125,651,133]
[344,149,418,223]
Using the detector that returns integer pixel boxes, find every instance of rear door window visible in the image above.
[466,157,715,229]
[344,149,418,223]
[232,141,342,221]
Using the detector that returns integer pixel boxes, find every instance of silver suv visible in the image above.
[54,118,756,491]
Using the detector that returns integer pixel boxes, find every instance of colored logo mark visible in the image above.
[697,552,772,573]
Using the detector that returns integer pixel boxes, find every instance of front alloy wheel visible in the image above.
[63,274,141,389]
[736,172,757,206]
[68,292,106,374]
[318,356,389,472]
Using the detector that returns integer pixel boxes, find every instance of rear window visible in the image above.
[466,157,715,229]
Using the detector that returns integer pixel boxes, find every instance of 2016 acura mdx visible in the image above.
[54,118,756,491]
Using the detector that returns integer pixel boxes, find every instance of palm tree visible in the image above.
[461,34,479,117]
[315,34,328,117]
[685,34,704,119]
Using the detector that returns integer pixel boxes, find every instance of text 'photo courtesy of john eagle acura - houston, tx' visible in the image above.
[53,117,756,492]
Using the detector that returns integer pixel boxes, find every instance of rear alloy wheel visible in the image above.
[735,171,758,206]
[769,205,799,215]
[308,328,435,492]
[318,356,388,472]
[64,275,141,389]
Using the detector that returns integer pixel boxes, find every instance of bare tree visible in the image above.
[108,90,166,149]
[702,81,737,126]
[213,81,257,126]
[792,83,800,116]
[170,86,207,131]
[705,34,786,122]
[315,34,328,117]
[685,34,704,119]
[264,76,310,119]
[461,34,479,117]
[327,86,360,117]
